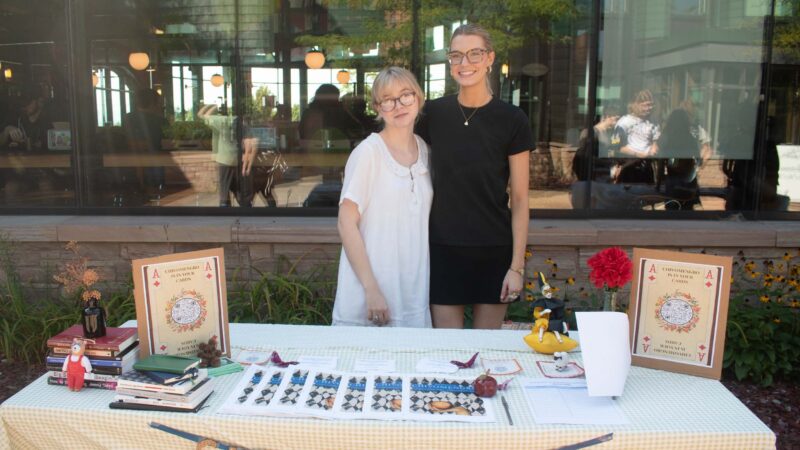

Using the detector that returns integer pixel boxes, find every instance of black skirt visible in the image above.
[430,243,513,305]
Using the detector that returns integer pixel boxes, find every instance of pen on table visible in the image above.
[500,395,513,426]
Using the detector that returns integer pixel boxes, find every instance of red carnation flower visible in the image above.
[587,247,633,290]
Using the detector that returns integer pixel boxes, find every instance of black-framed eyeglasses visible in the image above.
[378,91,416,112]
[447,48,488,65]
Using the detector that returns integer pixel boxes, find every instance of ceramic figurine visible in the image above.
[554,351,569,371]
[61,338,93,392]
[523,273,579,354]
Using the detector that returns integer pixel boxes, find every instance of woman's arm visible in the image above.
[500,150,530,301]
[337,200,390,325]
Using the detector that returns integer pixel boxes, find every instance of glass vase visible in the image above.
[603,290,617,312]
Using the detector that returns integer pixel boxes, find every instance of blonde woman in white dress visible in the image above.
[332,67,432,328]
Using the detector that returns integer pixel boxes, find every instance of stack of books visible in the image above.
[46,326,139,390]
[110,354,213,412]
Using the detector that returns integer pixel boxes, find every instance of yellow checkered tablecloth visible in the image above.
[0,324,775,449]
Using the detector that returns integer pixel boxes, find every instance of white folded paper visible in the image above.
[575,311,631,397]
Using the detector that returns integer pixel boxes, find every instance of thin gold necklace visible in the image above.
[457,96,491,126]
[457,102,480,126]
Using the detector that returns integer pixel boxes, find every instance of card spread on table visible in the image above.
[480,358,522,376]
[217,365,287,417]
[537,361,585,378]
[297,356,338,370]
[415,358,459,373]
[333,375,367,415]
[353,358,396,373]
[234,350,270,365]
[406,375,496,422]
[217,367,497,422]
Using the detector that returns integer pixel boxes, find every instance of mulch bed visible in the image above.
[1,359,797,449]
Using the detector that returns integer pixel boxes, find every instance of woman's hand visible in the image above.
[365,286,390,326]
[500,270,523,303]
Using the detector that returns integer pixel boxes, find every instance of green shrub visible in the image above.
[0,241,335,363]
[227,257,336,325]
[722,252,800,386]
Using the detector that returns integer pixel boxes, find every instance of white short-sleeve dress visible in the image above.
[332,132,433,328]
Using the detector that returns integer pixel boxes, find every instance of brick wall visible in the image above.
[0,217,797,303]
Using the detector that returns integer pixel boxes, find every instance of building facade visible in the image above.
[0,1,798,292]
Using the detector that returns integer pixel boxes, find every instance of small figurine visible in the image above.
[197,337,223,368]
[62,338,93,392]
[523,273,579,354]
[553,352,569,371]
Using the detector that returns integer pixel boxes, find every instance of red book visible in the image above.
[47,325,138,352]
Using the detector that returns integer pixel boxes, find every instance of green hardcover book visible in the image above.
[133,354,201,375]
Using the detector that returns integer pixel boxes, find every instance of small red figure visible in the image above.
[61,338,93,392]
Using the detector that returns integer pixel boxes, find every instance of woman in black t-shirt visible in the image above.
[417,24,533,329]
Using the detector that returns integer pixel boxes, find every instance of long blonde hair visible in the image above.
[450,24,494,95]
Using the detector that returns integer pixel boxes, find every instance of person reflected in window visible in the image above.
[299,84,360,145]
[1,91,51,151]
[198,104,254,207]
[341,93,376,142]
[123,89,168,197]
[572,104,621,183]
[332,67,432,328]
[657,108,702,210]
[611,89,660,184]
[416,24,533,330]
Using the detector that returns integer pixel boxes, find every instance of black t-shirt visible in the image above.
[416,95,533,246]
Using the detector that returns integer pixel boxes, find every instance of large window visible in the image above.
[0,0,75,207]
[0,0,796,217]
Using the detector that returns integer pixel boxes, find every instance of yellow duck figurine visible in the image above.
[523,273,578,354]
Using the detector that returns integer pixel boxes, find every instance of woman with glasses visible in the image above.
[417,24,533,329]
[332,67,433,328]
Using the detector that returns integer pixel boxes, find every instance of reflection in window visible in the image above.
[94,69,132,127]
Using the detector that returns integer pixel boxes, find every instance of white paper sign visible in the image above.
[353,358,396,373]
[415,358,459,373]
[520,377,628,425]
[575,312,631,397]
[297,356,338,370]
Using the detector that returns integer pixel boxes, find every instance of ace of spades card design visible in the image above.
[133,248,230,358]
[629,248,731,379]
[406,375,496,423]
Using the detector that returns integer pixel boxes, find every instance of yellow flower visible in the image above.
[773,318,781,324]
[745,261,756,271]
[783,252,792,261]
[763,281,772,288]
[545,258,554,265]
[525,281,534,290]
[776,296,783,304]
[526,294,534,302]
[759,295,769,303]
[790,300,799,308]
[730,277,735,284]
[525,249,533,260]
[750,271,760,279]
[551,286,560,292]
[566,277,575,285]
